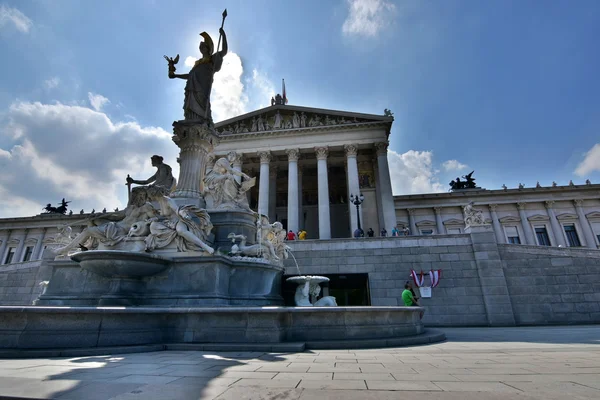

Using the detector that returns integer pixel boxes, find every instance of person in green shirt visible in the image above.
[402,281,424,319]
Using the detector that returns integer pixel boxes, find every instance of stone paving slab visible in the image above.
[0,326,598,399]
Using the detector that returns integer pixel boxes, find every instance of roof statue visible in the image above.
[165,9,228,125]
[449,171,478,191]
[43,198,71,215]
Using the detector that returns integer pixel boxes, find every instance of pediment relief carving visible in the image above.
[395,220,409,227]
[443,218,464,226]
[416,220,436,227]
[527,214,550,221]
[556,213,578,221]
[216,108,387,136]
[7,238,19,245]
[25,238,38,245]
[586,211,600,220]
[499,215,521,223]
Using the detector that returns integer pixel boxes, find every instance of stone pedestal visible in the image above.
[36,253,284,307]
[171,120,220,206]
[206,210,258,253]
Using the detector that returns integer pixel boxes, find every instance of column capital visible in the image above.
[407,208,415,215]
[258,151,272,164]
[545,200,555,209]
[574,199,584,207]
[315,146,329,160]
[517,202,527,210]
[286,148,300,162]
[488,204,498,212]
[374,141,389,156]
[433,207,442,214]
[343,144,358,157]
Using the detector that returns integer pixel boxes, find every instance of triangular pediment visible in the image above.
[396,220,409,227]
[443,218,464,226]
[214,104,393,136]
[556,213,578,221]
[416,220,436,227]
[527,214,550,221]
[499,215,521,223]
[586,211,600,220]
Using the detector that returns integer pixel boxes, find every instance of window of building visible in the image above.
[564,224,581,247]
[447,228,461,234]
[535,226,551,246]
[420,229,433,235]
[22,246,34,262]
[505,226,521,244]
[3,247,16,264]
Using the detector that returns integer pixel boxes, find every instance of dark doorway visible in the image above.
[281,273,371,306]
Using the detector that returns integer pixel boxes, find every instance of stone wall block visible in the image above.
[551,257,574,267]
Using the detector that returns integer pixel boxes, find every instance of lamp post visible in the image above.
[350,193,365,234]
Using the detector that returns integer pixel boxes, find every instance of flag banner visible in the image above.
[429,269,442,288]
[410,269,425,287]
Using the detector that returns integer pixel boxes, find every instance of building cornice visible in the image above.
[216,120,391,142]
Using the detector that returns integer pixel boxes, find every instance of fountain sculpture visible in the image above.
[0,11,441,353]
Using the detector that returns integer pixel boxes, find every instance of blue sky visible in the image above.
[1,0,600,217]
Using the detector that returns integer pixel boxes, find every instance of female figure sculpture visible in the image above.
[145,187,214,254]
[204,157,255,211]
[167,28,228,123]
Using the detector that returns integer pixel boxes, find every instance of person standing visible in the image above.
[380,228,387,237]
[402,281,424,319]
[367,228,374,237]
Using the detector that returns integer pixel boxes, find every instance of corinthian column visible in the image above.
[434,207,445,234]
[517,202,536,245]
[488,204,505,243]
[574,199,597,248]
[0,230,11,264]
[228,151,244,184]
[286,149,300,233]
[344,144,361,235]
[269,167,277,222]
[171,121,219,205]
[257,151,271,217]
[545,201,566,247]
[374,142,397,234]
[408,209,417,236]
[33,228,46,260]
[315,147,331,239]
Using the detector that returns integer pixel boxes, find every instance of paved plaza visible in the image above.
[0,326,599,399]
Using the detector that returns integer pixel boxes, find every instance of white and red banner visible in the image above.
[410,269,442,288]
[410,270,426,287]
[429,269,442,288]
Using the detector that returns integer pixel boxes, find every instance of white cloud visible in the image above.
[388,150,445,195]
[342,0,395,37]
[575,143,600,176]
[442,159,468,172]
[0,4,32,33]
[0,101,177,218]
[184,56,196,68]
[210,52,248,122]
[44,77,60,90]
[180,52,275,121]
[247,69,276,109]
[88,92,110,112]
